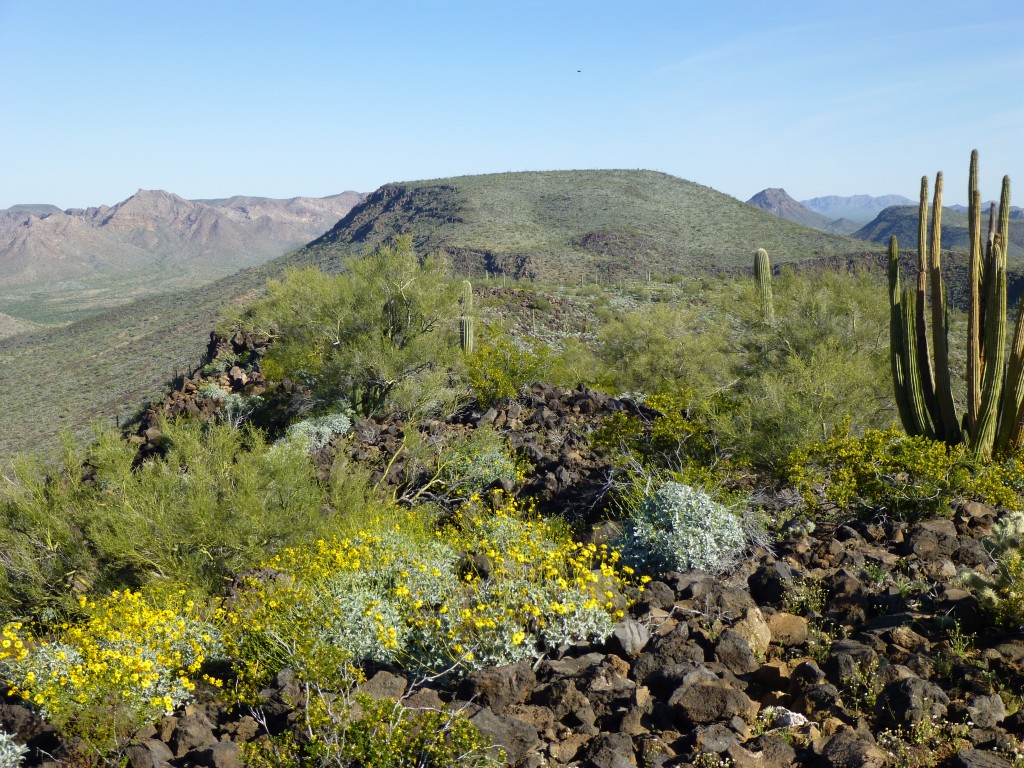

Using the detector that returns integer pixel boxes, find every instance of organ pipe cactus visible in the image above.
[754,248,774,324]
[888,151,1023,459]
[460,280,474,355]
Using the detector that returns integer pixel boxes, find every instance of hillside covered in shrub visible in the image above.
[2,231,1024,768]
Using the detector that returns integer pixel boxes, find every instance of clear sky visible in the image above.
[2,1,1023,210]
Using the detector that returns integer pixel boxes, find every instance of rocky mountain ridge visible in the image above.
[0,189,364,288]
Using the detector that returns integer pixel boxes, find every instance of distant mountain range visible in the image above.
[800,194,915,224]
[744,189,1024,261]
[0,189,364,325]
[745,189,916,236]
[745,189,859,235]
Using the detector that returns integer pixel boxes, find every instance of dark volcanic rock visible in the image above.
[667,666,757,725]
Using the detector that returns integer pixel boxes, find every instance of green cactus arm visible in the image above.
[996,300,1024,454]
[900,286,934,437]
[999,175,1011,259]
[914,176,938,424]
[972,239,1007,460]
[889,237,914,430]
[966,151,983,433]
[888,237,932,437]
[927,171,961,443]
[460,280,474,354]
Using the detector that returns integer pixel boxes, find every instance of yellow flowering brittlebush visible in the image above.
[224,496,635,694]
[0,588,220,755]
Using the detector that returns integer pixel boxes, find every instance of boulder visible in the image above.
[668,666,757,725]
[819,727,887,768]
[458,659,536,714]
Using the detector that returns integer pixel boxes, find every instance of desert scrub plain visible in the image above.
[1,223,1024,768]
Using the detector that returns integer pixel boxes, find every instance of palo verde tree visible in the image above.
[889,150,1024,459]
[241,235,466,418]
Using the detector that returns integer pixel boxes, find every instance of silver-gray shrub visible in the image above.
[622,481,746,575]
[286,412,353,453]
[0,730,27,768]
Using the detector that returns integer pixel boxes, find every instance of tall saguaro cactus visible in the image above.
[754,248,774,324]
[460,280,475,355]
[888,151,1024,459]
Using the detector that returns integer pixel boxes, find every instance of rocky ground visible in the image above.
[4,332,1024,767]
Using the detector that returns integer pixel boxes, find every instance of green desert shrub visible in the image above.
[591,268,892,474]
[240,236,465,419]
[595,302,732,400]
[589,391,721,473]
[708,268,893,470]
[467,329,553,407]
[620,481,746,575]
[0,419,336,620]
[789,423,1021,521]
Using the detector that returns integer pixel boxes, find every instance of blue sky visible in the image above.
[2,1,1023,209]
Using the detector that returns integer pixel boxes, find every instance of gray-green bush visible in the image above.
[0,730,27,768]
[620,481,746,575]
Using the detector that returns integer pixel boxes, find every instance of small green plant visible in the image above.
[619,480,746,575]
[806,623,835,666]
[200,384,263,428]
[692,752,734,768]
[841,658,881,716]
[783,578,828,616]
[946,619,975,660]
[878,710,970,768]
[245,686,503,768]
[436,429,521,499]
[960,511,1024,627]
